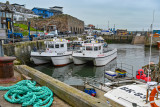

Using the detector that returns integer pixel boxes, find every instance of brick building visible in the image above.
[30,14,84,34]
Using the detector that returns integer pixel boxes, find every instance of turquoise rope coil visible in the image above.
[0,80,54,107]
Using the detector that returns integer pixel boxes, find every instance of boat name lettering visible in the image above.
[98,54,104,57]
[119,87,146,99]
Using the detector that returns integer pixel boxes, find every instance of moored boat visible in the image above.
[31,38,73,66]
[104,82,160,107]
[72,42,117,66]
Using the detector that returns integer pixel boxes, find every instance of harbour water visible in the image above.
[30,44,159,85]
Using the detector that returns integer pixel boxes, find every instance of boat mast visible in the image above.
[146,10,155,104]
[148,10,155,81]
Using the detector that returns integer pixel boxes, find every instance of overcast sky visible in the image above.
[1,0,160,31]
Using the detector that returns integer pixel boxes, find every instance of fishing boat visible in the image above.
[72,42,117,66]
[157,41,160,49]
[31,38,73,66]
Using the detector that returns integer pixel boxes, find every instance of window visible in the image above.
[2,12,5,17]
[6,12,9,17]
[55,44,59,48]
[94,47,98,51]
[82,46,85,50]
[86,46,92,51]
[0,12,2,17]
[48,44,54,48]
[60,44,64,47]
[99,46,101,50]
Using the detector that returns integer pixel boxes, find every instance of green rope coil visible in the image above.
[0,80,54,107]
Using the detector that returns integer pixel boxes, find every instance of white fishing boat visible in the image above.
[31,38,73,66]
[72,42,117,66]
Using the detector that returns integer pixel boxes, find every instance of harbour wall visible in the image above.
[14,65,109,107]
[3,40,45,64]
[131,36,145,44]
[101,35,133,43]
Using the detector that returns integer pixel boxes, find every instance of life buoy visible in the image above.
[149,86,160,107]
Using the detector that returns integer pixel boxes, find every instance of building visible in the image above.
[30,14,84,34]
[117,29,127,36]
[0,2,39,25]
[153,30,160,37]
[11,3,39,21]
[0,3,14,29]
[87,24,95,29]
[32,6,63,18]
[49,6,63,13]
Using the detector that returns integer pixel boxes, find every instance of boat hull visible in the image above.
[51,55,73,66]
[73,49,117,66]
[94,52,117,66]
[31,56,51,65]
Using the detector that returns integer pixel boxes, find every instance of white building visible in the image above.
[49,6,63,12]
[11,3,39,21]
[13,12,38,21]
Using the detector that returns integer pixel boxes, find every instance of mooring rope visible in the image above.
[0,80,53,107]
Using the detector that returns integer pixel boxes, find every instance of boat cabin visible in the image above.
[80,43,103,54]
[86,36,94,40]
[73,41,84,47]
[44,39,70,53]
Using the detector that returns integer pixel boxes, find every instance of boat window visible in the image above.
[55,44,59,48]
[99,46,101,50]
[86,46,92,51]
[61,44,64,47]
[94,46,98,51]
[48,44,54,48]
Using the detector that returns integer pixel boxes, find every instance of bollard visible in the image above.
[0,57,16,78]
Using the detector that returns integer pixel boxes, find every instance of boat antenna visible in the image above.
[148,10,155,82]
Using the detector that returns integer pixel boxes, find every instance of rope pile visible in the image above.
[0,80,53,107]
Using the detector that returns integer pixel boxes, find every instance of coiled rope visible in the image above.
[0,80,53,107]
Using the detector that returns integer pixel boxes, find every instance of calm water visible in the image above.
[30,44,159,85]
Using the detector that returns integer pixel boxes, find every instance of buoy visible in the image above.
[149,86,160,107]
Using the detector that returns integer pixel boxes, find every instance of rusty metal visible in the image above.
[0,57,16,78]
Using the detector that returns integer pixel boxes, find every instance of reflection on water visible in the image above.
[34,59,117,84]
[32,44,159,85]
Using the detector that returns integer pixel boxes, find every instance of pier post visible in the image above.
[0,40,4,57]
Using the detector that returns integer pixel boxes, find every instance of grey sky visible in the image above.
[1,0,160,31]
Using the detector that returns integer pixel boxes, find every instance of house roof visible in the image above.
[51,6,63,8]
[32,7,62,13]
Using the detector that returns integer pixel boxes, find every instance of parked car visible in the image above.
[46,31,58,38]
[31,32,45,40]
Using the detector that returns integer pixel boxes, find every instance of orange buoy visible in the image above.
[149,86,160,107]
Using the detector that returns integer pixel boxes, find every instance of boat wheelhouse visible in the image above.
[72,42,117,66]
